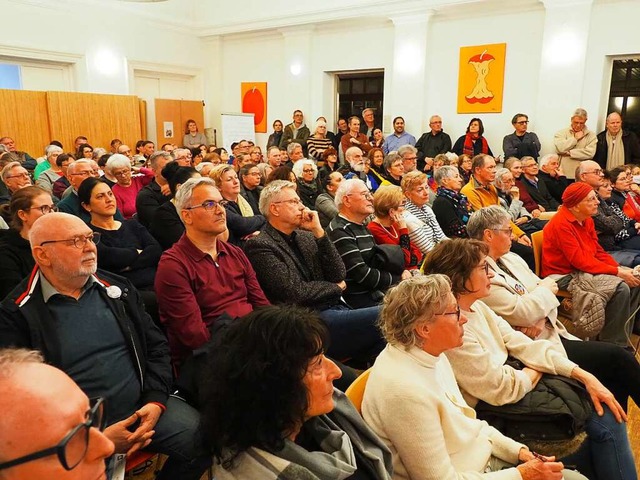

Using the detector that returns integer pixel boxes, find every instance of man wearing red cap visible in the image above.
[542,182,640,346]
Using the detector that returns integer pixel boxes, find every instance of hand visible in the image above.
[336,280,347,291]
[573,129,585,140]
[515,216,529,225]
[522,367,543,388]
[634,222,640,233]
[617,266,640,287]
[160,183,171,196]
[401,270,412,280]
[104,413,154,455]
[572,367,627,422]
[299,209,324,238]
[133,403,163,438]
[517,325,543,339]
[390,210,406,229]
[538,205,546,212]
[518,449,555,463]
[510,186,520,199]
[350,137,360,145]
[538,277,559,295]
[517,458,564,480]
[531,209,542,218]
[517,235,532,247]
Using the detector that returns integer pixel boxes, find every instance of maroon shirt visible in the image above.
[155,233,270,365]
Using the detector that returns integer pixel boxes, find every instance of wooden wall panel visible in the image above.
[139,99,147,140]
[155,99,182,147]
[0,90,50,158]
[47,92,142,154]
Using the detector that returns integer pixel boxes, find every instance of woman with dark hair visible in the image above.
[370,128,384,148]
[423,238,635,480]
[610,166,640,221]
[0,186,55,298]
[267,119,284,149]
[77,143,94,159]
[200,305,393,480]
[190,147,204,166]
[183,119,207,148]
[318,147,339,181]
[266,165,296,186]
[78,177,161,290]
[452,118,494,157]
[213,147,230,164]
[367,147,388,188]
[150,162,200,250]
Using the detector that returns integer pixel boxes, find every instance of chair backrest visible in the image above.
[344,368,371,414]
[531,230,543,277]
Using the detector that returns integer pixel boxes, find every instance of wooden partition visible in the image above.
[0,90,51,158]
[155,99,205,147]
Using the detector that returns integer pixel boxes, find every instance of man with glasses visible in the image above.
[0,136,37,170]
[173,147,193,167]
[554,108,598,180]
[0,162,32,204]
[397,144,418,174]
[0,212,211,480]
[415,115,452,171]
[518,156,559,211]
[502,113,542,160]
[0,348,114,479]
[155,177,269,367]
[245,180,385,366]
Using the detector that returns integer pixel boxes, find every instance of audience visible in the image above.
[382,151,404,187]
[1,162,32,200]
[494,167,545,235]
[316,172,342,229]
[519,155,559,211]
[502,113,542,160]
[504,157,545,216]
[33,144,63,180]
[610,166,640,221]
[50,153,74,200]
[238,163,262,215]
[553,108,597,180]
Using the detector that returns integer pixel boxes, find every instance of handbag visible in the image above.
[369,244,405,275]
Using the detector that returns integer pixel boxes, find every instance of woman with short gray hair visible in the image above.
[431,165,472,238]
[105,153,155,219]
[494,167,544,235]
[292,159,321,209]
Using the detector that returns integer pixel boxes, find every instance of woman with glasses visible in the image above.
[78,177,161,291]
[363,275,585,480]
[105,154,155,220]
[610,166,640,222]
[431,165,472,238]
[423,238,635,480]
[292,159,321,210]
[0,186,55,299]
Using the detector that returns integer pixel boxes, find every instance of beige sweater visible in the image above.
[553,127,597,179]
[362,344,525,480]
[445,301,577,408]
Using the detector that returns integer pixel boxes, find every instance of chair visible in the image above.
[345,368,371,414]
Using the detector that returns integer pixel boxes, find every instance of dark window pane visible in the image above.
[338,79,350,94]
[625,96,640,122]
[352,79,364,94]
[612,67,627,82]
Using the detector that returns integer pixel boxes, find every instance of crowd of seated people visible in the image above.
[1,105,640,480]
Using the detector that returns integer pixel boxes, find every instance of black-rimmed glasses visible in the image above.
[26,204,58,214]
[39,232,101,249]
[0,397,105,472]
[185,199,229,211]
[434,306,461,321]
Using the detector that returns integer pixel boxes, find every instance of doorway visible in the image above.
[607,59,640,137]
[336,70,384,129]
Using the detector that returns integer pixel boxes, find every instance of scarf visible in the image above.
[436,187,471,224]
[606,130,625,170]
[237,194,255,218]
[462,133,489,157]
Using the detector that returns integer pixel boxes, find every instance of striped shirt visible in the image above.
[404,201,448,254]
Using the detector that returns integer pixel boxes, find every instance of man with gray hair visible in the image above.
[266,145,282,169]
[1,162,32,203]
[328,178,411,308]
[538,153,569,204]
[172,148,193,167]
[553,108,598,179]
[397,144,418,174]
[0,137,36,170]
[344,146,369,183]
[415,115,452,171]
[154,177,269,367]
[245,180,384,364]
[136,151,173,229]
[593,112,640,170]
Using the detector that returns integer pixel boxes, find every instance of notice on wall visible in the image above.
[164,121,174,138]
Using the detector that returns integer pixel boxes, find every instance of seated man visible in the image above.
[0,213,210,480]
[154,177,270,367]
[542,182,640,346]
[0,348,114,480]
[537,153,570,204]
[245,180,384,364]
[519,155,559,212]
[0,137,37,170]
[504,157,544,216]
[1,162,32,204]
[135,151,173,229]
[328,178,411,309]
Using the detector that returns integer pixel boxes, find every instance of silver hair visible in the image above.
[539,153,558,169]
[493,167,512,189]
[572,108,588,119]
[287,142,302,156]
[314,120,327,135]
[383,151,402,171]
[607,112,622,122]
[267,145,281,157]
[0,348,44,379]
[345,146,362,163]
[334,178,366,210]
[467,206,511,239]
[92,147,107,160]
[45,145,63,158]
[173,148,190,159]
[434,165,458,186]
[292,159,318,180]
[105,154,131,173]
[174,177,217,220]
[397,144,417,157]
[149,151,172,170]
[258,180,297,217]
[66,159,92,175]
[1,161,22,181]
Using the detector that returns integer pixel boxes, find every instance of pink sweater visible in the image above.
[112,168,154,219]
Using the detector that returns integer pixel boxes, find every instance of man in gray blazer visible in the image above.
[244,180,384,366]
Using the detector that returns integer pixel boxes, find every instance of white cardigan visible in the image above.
[362,344,524,480]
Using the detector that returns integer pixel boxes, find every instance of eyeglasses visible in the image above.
[112,170,131,177]
[434,306,461,321]
[477,262,490,275]
[515,120,529,125]
[0,397,105,472]
[272,198,303,206]
[26,204,58,214]
[492,227,512,234]
[302,169,315,173]
[585,169,604,176]
[185,199,229,211]
[346,191,373,200]
[70,170,92,177]
[5,172,29,179]
[40,232,101,248]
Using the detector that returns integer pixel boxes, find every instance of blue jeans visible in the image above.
[319,305,385,366]
[562,406,636,480]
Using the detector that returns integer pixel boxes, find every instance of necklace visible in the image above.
[378,222,398,239]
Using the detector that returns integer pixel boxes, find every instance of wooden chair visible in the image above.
[344,368,371,414]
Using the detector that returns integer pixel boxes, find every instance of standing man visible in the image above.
[414,115,452,171]
[360,108,378,139]
[502,113,542,160]
[334,117,349,152]
[594,112,640,170]
[279,110,311,154]
[383,116,416,154]
[340,116,372,157]
[553,108,597,180]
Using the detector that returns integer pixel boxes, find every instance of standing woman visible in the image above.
[0,186,55,299]
[452,118,494,157]
[267,119,284,148]
[306,120,333,164]
[183,119,208,148]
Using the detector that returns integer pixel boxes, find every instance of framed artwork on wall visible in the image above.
[457,43,507,114]
[241,82,267,133]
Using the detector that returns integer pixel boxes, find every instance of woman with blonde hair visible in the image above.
[306,120,333,163]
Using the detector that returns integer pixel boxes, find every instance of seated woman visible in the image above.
[401,171,448,254]
[306,120,333,163]
[210,164,266,246]
[366,148,388,190]
[494,167,545,235]
[0,186,55,299]
[370,127,384,149]
[292,159,321,210]
[200,305,393,480]
[105,153,155,219]
[363,275,585,480]
[610,166,640,221]
[78,177,161,291]
[431,165,472,238]
[150,162,200,250]
[424,238,635,480]
[468,205,640,412]
[382,152,403,187]
[318,147,339,182]
[458,153,473,184]
[266,165,297,187]
[452,118,494,158]
[368,185,423,271]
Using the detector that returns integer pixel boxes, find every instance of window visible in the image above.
[336,71,384,133]
[0,64,22,90]
[607,59,640,137]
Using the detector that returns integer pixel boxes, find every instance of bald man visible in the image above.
[594,112,640,170]
[0,213,210,480]
[0,348,114,479]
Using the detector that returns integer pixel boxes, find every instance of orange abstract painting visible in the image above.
[457,43,506,114]
[241,82,267,133]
